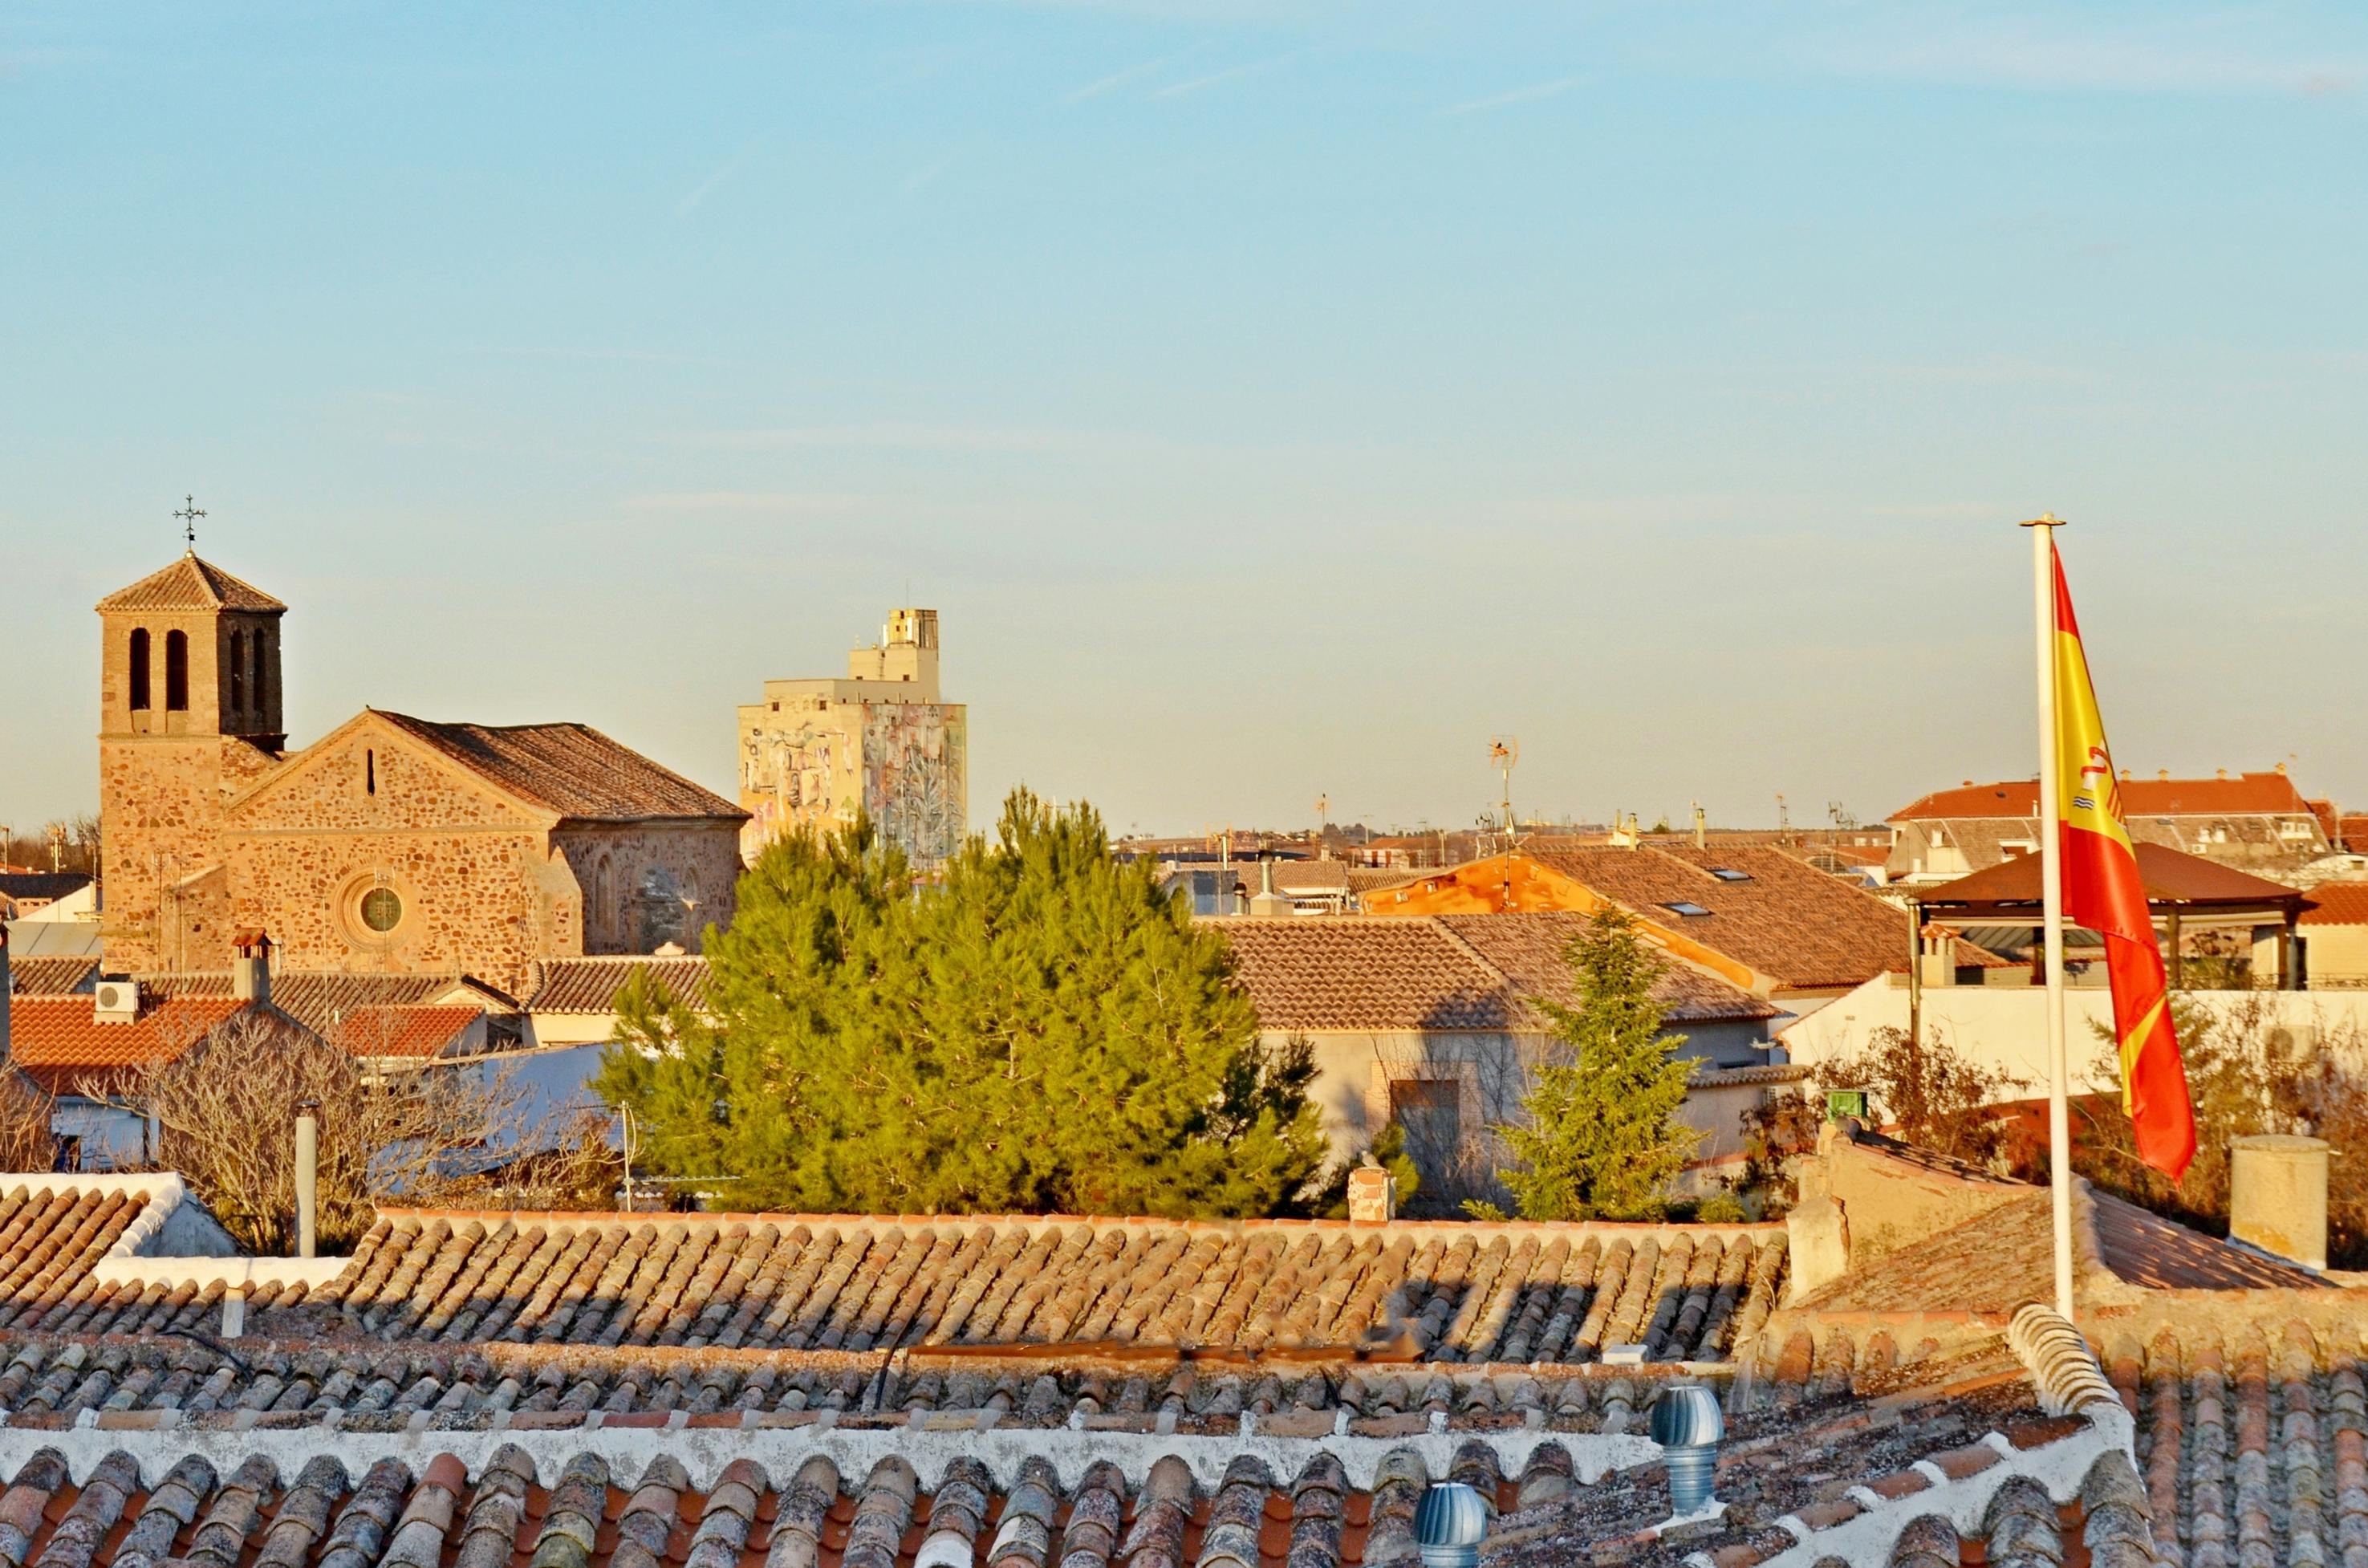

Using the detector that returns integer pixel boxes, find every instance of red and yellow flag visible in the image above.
[2049,540,2195,1179]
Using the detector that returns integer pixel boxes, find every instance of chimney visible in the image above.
[1691,802,1706,850]
[294,1099,319,1259]
[1346,1163,1396,1224]
[2229,1135,2329,1270]
[232,929,272,1008]
[1248,858,1293,918]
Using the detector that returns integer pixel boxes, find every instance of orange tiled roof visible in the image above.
[372,711,745,823]
[323,1003,481,1059]
[2301,880,2368,927]
[0,1184,155,1322]
[4,995,248,1095]
[93,552,286,613]
[1891,770,2313,822]
[1432,912,1780,1025]
[522,954,713,1012]
[1526,846,2000,991]
[1216,918,1511,1030]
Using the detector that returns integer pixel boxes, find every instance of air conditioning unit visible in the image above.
[93,979,139,1023]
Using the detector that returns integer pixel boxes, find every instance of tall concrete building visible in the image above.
[737,609,968,871]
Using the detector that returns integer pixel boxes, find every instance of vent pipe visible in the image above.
[1651,1382,1726,1518]
[294,1098,319,1259]
[1412,1482,1487,1567]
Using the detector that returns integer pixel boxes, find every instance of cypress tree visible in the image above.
[1486,906,1700,1221]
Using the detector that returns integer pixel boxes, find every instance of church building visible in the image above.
[96,552,746,993]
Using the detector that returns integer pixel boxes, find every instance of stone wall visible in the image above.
[551,823,742,954]
[100,737,239,972]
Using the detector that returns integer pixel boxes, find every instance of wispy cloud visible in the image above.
[620,491,878,516]
[676,140,760,218]
[678,421,1089,453]
[1152,50,1302,100]
[1059,42,1212,104]
[1797,18,2362,95]
[1438,75,1582,117]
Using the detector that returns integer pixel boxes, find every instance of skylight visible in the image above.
[1661,901,1713,917]
[1706,867,1753,882]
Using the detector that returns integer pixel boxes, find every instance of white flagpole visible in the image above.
[2025,513,2075,1319]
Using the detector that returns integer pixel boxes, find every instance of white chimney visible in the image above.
[2229,1134,2330,1271]
[232,930,273,1008]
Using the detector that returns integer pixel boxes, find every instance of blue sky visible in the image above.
[4,2,2364,836]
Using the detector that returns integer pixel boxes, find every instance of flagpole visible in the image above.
[2025,513,2076,1320]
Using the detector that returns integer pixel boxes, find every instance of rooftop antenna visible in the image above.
[173,495,205,551]
[1775,792,1791,843]
[1316,792,1330,834]
[1489,737,1520,850]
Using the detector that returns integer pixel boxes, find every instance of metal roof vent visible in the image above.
[1651,1381,1726,1519]
[1412,1481,1488,1567]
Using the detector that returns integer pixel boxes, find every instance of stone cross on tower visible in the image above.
[173,495,205,550]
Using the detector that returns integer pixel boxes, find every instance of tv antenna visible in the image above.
[1489,737,1520,847]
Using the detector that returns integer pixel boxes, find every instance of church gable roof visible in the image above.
[373,711,746,823]
[95,553,286,614]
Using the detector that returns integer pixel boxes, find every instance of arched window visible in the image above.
[128,629,151,711]
[164,631,189,712]
[229,631,246,714]
[250,630,267,719]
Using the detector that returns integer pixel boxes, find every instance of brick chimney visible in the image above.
[231,928,274,1009]
[2230,1135,2329,1270]
[1347,1164,1396,1224]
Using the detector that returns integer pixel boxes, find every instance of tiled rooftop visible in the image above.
[522,957,714,1014]
[1215,916,1773,1033]
[238,1212,1789,1366]
[2301,880,2368,927]
[3,997,251,1096]
[1892,770,2315,822]
[1525,847,1999,992]
[136,972,504,1052]
[372,712,745,824]
[2,956,100,997]
[93,553,286,613]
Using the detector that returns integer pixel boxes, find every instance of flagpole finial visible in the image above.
[2019,512,2065,529]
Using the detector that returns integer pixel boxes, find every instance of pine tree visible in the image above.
[1486,907,1700,1221]
[596,791,1334,1217]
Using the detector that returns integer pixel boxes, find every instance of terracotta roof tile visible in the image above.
[2,957,99,997]
[140,970,510,1044]
[1433,913,1779,1025]
[1892,770,2314,822]
[0,1184,153,1329]
[522,957,712,1014]
[1216,916,1773,1032]
[1525,847,1999,991]
[93,553,286,613]
[372,711,745,823]
[2301,880,2368,926]
[322,1004,481,1059]
[4,997,250,1095]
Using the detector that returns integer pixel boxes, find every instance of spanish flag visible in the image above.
[2049,541,2195,1179]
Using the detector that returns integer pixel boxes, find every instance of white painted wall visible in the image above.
[1780,976,2368,1096]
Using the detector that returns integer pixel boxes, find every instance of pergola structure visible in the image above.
[1909,840,2313,990]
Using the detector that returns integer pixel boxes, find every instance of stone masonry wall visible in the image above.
[100,737,237,973]
[551,823,742,955]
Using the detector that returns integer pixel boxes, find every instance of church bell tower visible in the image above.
[95,546,289,971]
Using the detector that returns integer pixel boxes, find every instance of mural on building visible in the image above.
[737,607,968,872]
[865,705,966,870]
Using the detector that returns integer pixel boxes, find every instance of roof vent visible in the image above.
[93,977,139,1024]
[1651,1382,1726,1519]
[1412,1482,1488,1567]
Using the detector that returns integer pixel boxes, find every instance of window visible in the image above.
[250,630,266,717]
[1660,901,1713,917]
[1706,867,1752,882]
[1389,1078,1462,1168]
[364,749,376,795]
[164,631,189,711]
[359,888,403,932]
[128,629,151,711]
[229,631,246,713]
